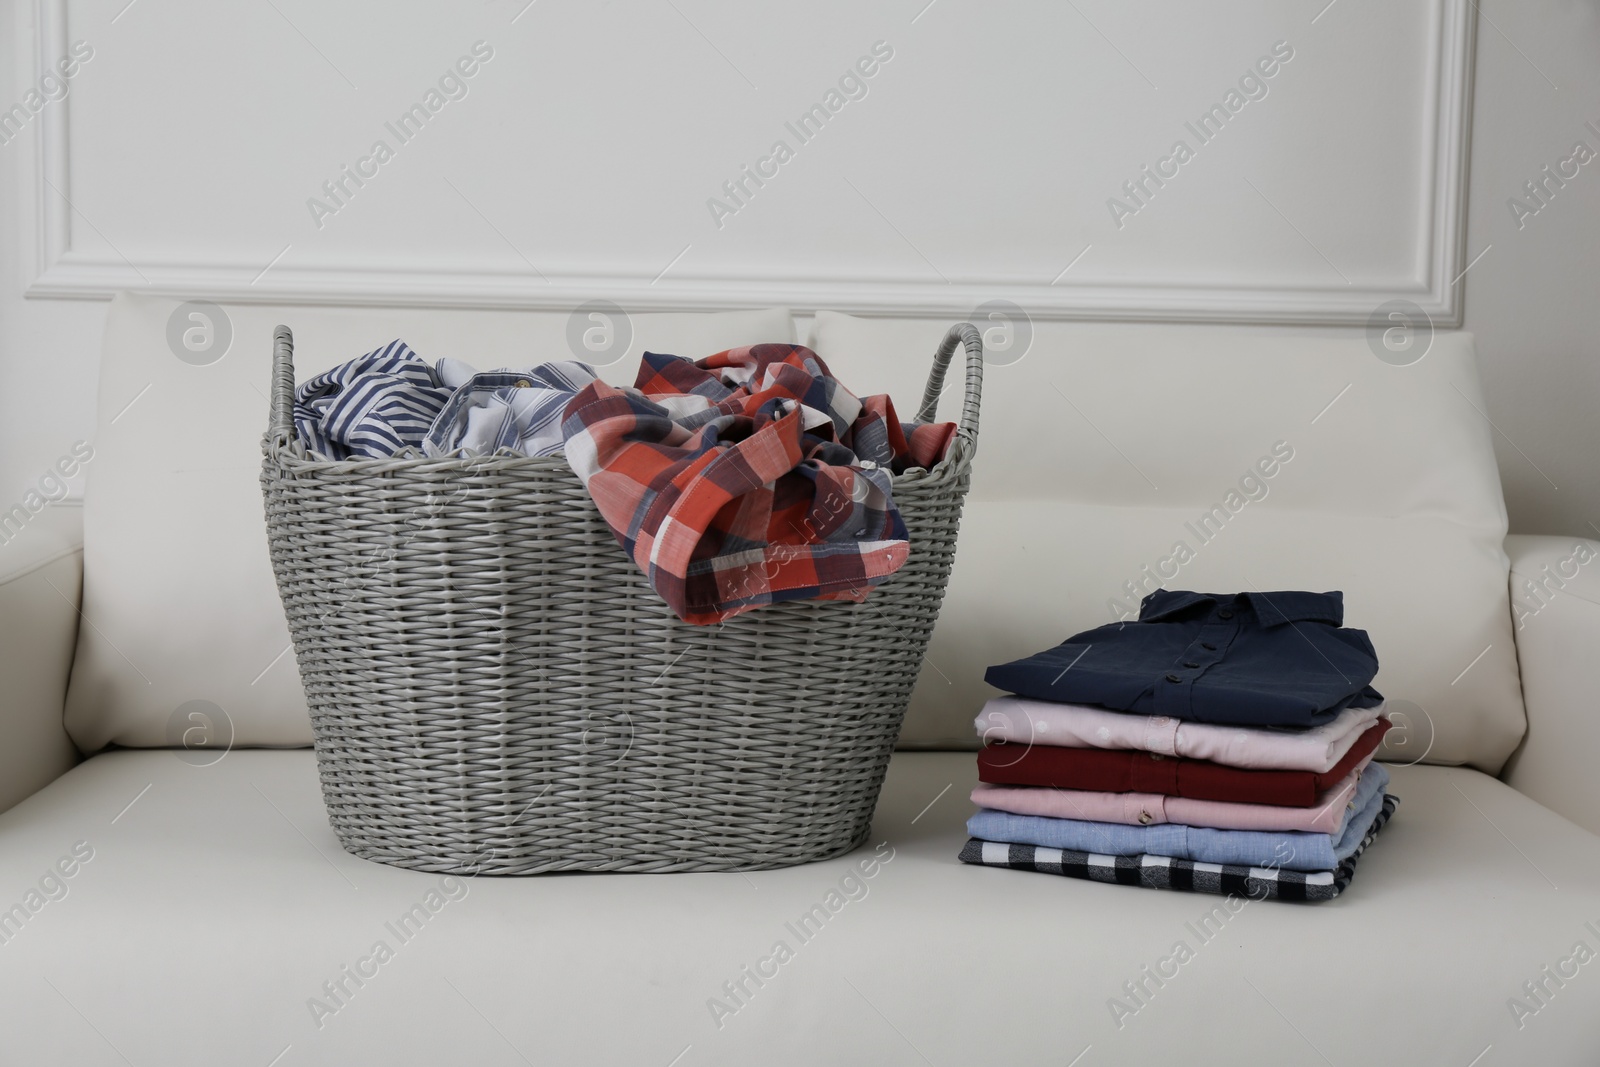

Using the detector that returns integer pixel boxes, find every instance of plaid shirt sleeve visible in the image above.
[560,343,953,625]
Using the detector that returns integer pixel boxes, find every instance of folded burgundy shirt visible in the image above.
[976,719,1391,807]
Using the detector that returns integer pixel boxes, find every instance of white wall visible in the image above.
[2,0,104,510]
[1460,0,1600,539]
[0,0,1594,537]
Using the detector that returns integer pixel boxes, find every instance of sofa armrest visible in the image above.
[0,505,84,812]
[1501,534,1600,834]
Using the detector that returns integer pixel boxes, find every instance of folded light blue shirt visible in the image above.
[967,762,1390,872]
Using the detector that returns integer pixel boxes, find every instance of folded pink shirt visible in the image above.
[970,767,1368,834]
[974,696,1384,773]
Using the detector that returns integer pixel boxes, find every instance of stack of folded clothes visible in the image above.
[958,590,1398,902]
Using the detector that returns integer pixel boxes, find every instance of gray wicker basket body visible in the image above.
[260,324,982,874]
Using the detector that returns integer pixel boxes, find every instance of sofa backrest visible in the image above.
[64,295,1527,774]
[810,312,1525,773]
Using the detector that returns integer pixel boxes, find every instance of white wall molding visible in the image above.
[23,0,1477,325]
[1423,0,1478,329]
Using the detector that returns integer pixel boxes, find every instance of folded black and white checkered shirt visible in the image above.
[958,794,1396,903]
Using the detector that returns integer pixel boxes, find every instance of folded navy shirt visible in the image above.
[985,590,1382,728]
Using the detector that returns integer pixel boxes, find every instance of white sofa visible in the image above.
[3,293,1599,1064]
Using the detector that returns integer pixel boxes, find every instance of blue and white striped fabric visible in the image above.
[293,340,451,459]
[421,361,599,458]
[292,344,603,461]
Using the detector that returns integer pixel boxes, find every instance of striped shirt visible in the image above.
[292,340,450,460]
[292,342,598,461]
[423,361,599,459]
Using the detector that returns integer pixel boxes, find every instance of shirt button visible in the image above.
[1184,661,1200,668]
[1138,811,1154,825]
[514,379,532,388]
[1218,610,1234,620]
[1165,673,1182,683]
[1201,643,1217,651]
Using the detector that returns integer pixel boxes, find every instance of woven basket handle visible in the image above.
[270,325,296,438]
[916,323,983,452]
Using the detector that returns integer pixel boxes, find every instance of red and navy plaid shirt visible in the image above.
[560,343,955,625]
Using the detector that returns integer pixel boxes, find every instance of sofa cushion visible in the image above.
[63,294,795,753]
[809,312,1525,772]
[0,750,1593,1062]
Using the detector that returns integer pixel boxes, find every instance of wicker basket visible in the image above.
[260,323,983,874]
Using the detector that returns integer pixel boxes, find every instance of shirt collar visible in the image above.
[1139,590,1345,627]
